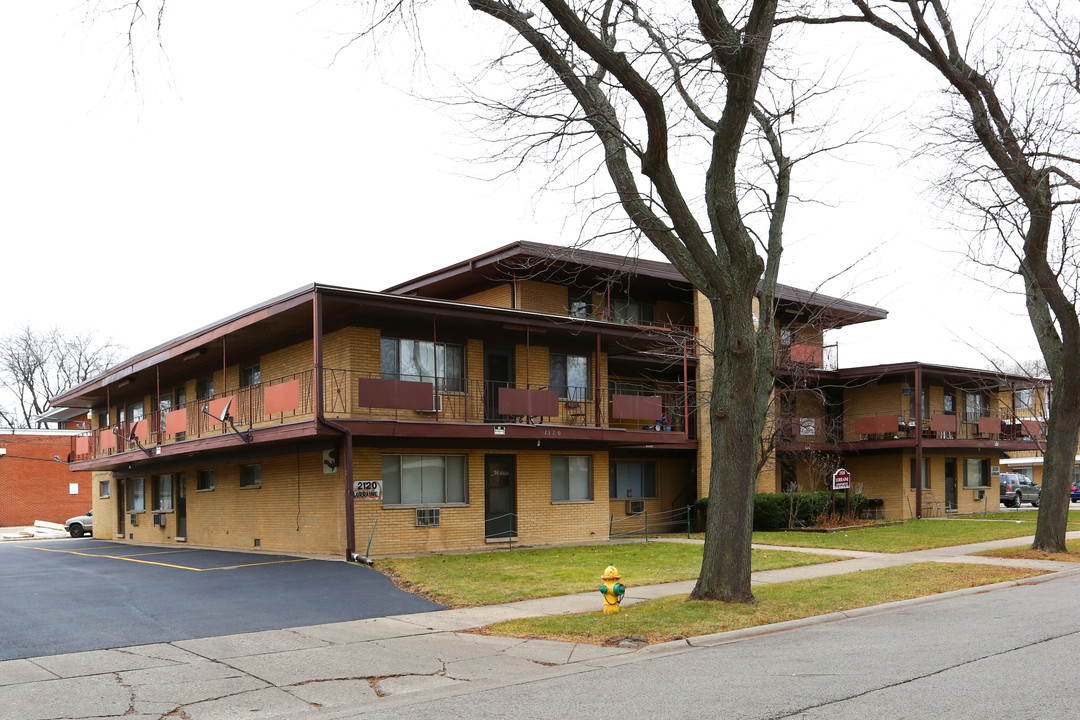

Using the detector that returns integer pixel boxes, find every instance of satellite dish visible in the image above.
[206,397,233,423]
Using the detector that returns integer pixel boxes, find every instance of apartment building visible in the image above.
[50,241,1039,557]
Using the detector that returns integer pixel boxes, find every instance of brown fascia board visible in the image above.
[385,241,887,328]
[50,283,664,408]
[835,361,1047,387]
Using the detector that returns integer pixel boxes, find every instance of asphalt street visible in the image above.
[347,567,1080,719]
[0,539,442,661]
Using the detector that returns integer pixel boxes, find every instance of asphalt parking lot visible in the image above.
[0,539,443,661]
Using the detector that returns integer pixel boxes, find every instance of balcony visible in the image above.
[777,343,838,372]
[70,369,695,463]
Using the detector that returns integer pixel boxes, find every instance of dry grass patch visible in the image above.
[481,563,1043,645]
[975,539,1080,563]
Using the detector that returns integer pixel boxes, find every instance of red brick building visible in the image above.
[0,428,93,527]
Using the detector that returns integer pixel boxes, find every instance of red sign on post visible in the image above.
[832,468,852,490]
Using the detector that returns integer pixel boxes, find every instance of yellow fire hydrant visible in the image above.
[599,564,626,614]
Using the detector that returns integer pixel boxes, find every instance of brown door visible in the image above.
[483,347,515,422]
[175,473,187,539]
[485,455,517,539]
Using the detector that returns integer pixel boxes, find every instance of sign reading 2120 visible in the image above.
[353,480,382,500]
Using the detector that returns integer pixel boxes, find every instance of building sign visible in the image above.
[353,480,382,500]
[832,468,851,490]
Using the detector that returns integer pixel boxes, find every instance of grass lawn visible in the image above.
[481,563,1043,645]
[975,539,1080,563]
[376,542,843,607]
[747,516,1079,553]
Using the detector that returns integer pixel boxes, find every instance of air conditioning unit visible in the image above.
[153,513,166,527]
[974,489,985,500]
[416,507,441,527]
[626,499,645,515]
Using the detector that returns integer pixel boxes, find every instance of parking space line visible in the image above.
[20,546,207,571]
[18,546,316,572]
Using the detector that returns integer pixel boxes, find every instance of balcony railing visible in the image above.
[71,369,695,462]
[844,411,1045,443]
[777,343,838,372]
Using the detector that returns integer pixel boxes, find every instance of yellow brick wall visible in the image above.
[459,284,514,308]
[352,448,610,556]
[516,280,569,315]
[94,451,343,554]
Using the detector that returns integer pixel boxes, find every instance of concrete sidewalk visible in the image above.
[3,533,1079,720]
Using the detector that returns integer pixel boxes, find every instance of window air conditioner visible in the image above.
[416,508,441,527]
[130,513,138,526]
[626,499,645,515]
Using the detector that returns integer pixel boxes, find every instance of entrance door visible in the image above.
[485,455,517,539]
[176,473,187,539]
[483,347,515,422]
[117,478,126,537]
[945,458,958,511]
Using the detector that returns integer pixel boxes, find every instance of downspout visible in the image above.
[312,290,357,561]
[915,365,923,519]
[595,332,602,427]
[682,337,689,439]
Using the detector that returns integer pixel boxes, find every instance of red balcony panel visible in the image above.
[165,408,187,435]
[265,379,301,415]
[357,378,435,411]
[131,420,148,442]
[930,414,957,432]
[1020,419,1042,436]
[978,416,1002,435]
[208,396,236,426]
[854,415,900,435]
[612,394,663,420]
[100,431,116,450]
[498,388,559,417]
[788,343,823,366]
[74,436,91,455]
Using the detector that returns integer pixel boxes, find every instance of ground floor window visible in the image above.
[909,458,931,490]
[241,464,262,488]
[197,469,215,491]
[963,458,991,488]
[551,456,592,501]
[382,454,467,505]
[610,461,657,498]
[153,474,174,511]
[128,477,146,512]
[99,480,111,498]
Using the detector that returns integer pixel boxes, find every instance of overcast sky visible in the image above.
[0,2,1040,373]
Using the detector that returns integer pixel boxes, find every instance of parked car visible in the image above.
[1000,473,1041,508]
[1071,483,1080,503]
[64,510,92,538]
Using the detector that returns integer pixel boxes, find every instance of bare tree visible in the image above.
[0,326,121,429]
[788,1,1080,551]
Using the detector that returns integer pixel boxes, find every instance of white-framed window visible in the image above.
[380,338,465,393]
[197,469,215,491]
[1016,388,1035,410]
[381,454,467,506]
[240,464,262,489]
[240,364,261,388]
[909,458,931,490]
[128,477,146,512]
[153,474,174,511]
[551,456,593,502]
[99,480,111,498]
[550,354,588,400]
[963,458,992,488]
[568,289,591,318]
[610,462,657,498]
[128,402,145,423]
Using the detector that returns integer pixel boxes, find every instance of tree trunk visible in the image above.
[690,296,759,603]
[1032,380,1080,552]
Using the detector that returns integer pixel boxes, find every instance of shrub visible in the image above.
[693,492,875,531]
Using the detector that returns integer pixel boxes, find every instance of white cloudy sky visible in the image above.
[0,2,1039,371]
